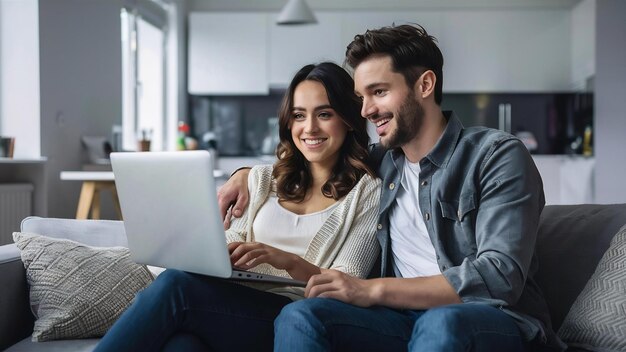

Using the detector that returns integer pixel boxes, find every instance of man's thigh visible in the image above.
[278,298,416,351]
[410,304,528,352]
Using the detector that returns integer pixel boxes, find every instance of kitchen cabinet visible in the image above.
[188,12,269,95]
[441,10,570,92]
[188,8,573,94]
[533,155,594,205]
[268,13,344,87]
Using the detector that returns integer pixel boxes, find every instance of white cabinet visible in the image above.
[441,10,570,92]
[188,13,269,95]
[187,9,573,94]
[268,13,344,87]
[533,155,595,205]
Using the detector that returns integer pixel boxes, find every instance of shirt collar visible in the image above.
[391,110,463,170]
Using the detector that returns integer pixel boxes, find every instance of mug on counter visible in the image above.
[0,137,15,158]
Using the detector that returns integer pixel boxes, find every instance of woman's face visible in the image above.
[289,80,349,170]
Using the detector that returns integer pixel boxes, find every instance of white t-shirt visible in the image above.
[252,195,338,257]
[389,160,441,278]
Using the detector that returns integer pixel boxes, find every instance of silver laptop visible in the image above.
[111,150,306,287]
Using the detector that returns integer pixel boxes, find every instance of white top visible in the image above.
[389,160,440,278]
[226,165,381,299]
[253,196,339,257]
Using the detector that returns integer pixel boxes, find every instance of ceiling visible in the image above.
[188,0,583,12]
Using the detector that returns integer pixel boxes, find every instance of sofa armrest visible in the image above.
[20,216,127,247]
[0,244,34,350]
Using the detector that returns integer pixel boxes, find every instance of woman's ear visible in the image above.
[414,70,436,101]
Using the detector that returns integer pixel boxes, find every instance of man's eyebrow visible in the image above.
[364,82,387,91]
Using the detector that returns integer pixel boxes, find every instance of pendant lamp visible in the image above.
[276,0,317,25]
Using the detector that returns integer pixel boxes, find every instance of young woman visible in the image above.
[95,62,381,352]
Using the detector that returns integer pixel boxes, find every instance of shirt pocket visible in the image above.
[439,194,477,257]
[439,194,476,222]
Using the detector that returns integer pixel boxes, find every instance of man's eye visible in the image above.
[374,89,385,96]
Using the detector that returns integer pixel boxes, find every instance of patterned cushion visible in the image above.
[12,232,154,342]
[558,225,626,351]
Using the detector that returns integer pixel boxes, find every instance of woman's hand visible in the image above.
[228,242,321,282]
[228,242,296,271]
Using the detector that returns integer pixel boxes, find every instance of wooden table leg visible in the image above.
[110,185,123,220]
[76,181,96,219]
[91,188,101,219]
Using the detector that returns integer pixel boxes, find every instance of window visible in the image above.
[121,3,167,151]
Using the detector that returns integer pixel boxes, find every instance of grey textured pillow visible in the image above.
[13,232,154,342]
[558,225,626,351]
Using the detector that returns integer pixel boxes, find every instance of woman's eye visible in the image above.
[318,112,332,119]
[293,113,305,120]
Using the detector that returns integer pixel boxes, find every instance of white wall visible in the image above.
[571,0,595,90]
[594,0,626,204]
[0,0,40,158]
[39,0,124,219]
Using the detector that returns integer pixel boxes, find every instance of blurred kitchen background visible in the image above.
[1,0,625,229]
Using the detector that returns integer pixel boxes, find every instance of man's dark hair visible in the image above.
[345,24,444,105]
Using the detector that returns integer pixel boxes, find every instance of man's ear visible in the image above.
[414,70,436,100]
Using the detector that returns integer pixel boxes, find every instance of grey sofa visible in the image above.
[1,204,626,351]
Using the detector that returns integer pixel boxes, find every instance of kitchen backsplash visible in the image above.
[189,92,593,156]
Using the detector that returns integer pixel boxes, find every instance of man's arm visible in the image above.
[217,168,251,229]
[306,270,461,309]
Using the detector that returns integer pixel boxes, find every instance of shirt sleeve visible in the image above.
[329,175,382,279]
[442,138,545,306]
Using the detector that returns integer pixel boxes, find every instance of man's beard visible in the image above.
[379,92,424,149]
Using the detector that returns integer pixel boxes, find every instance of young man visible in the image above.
[219,24,564,352]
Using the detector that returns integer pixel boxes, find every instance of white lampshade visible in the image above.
[277,0,317,25]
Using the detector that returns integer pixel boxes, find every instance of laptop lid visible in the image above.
[111,151,232,278]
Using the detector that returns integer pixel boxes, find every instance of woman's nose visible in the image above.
[304,117,319,134]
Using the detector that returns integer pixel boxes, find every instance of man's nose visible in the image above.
[361,97,377,119]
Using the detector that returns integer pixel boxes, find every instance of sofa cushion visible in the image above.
[13,232,153,342]
[557,225,626,351]
[535,204,626,331]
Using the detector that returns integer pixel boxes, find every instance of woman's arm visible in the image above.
[327,175,382,278]
[228,242,320,282]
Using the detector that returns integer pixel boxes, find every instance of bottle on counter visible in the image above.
[177,121,190,151]
[582,125,593,156]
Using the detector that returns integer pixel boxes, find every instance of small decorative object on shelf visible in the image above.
[0,136,15,158]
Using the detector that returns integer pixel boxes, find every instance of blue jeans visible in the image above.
[95,269,292,352]
[274,298,538,352]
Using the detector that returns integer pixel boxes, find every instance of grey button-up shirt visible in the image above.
[370,111,563,349]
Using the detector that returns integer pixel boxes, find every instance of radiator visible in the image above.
[0,183,33,246]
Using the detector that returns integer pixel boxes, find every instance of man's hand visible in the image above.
[217,168,251,229]
[305,269,378,307]
[228,242,296,272]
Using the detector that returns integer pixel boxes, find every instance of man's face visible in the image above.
[354,55,424,149]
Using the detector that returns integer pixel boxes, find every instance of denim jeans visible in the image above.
[274,298,538,352]
[95,269,292,352]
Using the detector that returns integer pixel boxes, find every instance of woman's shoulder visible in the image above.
[347,172,381,200]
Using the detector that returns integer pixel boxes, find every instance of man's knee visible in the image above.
[413,304,468,333]
[275,298,329,329]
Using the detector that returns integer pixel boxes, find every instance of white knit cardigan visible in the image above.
[225,165,381,299]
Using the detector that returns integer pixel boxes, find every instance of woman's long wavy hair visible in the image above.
[273,62,374,203]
